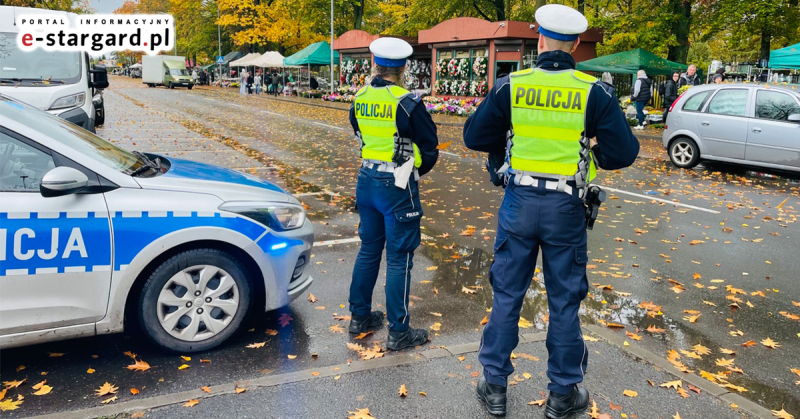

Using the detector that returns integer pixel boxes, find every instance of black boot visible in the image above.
[476,376,507,416]
[386,327,428,351]
[348,311,384,334]
[545,386,590,419]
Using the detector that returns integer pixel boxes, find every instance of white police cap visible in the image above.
[535,4,588,42]
[370,37,413,68]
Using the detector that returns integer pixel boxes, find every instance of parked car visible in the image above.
[662,83,800,172]
[0,95,313,352]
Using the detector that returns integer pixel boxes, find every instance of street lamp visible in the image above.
[330,0,334,94]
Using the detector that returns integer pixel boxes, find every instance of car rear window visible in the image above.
[682,91,711,112]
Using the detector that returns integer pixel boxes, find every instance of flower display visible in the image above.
[469,80,488,97]
[447,59,459,77]
[437,59,448,77]
[423,96,483,116]
[472,56,487,78]
[455,80,469,96]
[457,58,470,78]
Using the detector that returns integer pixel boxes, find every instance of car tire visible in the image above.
[668,137,700,169]
[169,82,174,89]
[188,85,193,90]
[138,248,251,352]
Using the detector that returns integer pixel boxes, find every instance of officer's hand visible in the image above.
[589,137,598,148]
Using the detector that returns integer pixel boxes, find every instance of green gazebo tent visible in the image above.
[577,48,688,76]
[283,41,339,66]
[769,43,800,69]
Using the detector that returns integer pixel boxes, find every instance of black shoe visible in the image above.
[348,311,384,334]
[545,387,590,419]
[386,327,428,351]
[476,376,507,416]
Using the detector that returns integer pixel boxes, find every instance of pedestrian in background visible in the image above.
[246,72,254,95]
[239,70,247,95]
[714,67,726,82]
[347,37,439,352]
[271,72,280,96]
[463,5,639,417]
[679,65,702,87]
[712,73,724,83]
[632,69,652,130]
[662,70,679,122]
[255,72,262,94]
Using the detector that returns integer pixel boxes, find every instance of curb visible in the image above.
[25,327,770,419]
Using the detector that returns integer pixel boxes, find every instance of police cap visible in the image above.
[370,37,413,68]
[535,4,588,42]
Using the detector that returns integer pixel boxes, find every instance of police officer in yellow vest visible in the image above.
[464,5,639,417]
[347,37,439,351]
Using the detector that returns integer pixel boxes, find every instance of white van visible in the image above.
[0,6,108,133]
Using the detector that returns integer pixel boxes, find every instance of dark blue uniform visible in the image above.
[464,50,639,394]
[348,77,439,332]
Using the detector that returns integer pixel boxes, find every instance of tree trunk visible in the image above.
[760,19,772,61]
[666,0,691,64]
[577,0,585,14]
[534,0,547,13]
[494,0,505,21]
[353,0,364,30]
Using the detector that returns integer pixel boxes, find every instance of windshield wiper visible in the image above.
[129,151,161,177]
[0,77,65,84]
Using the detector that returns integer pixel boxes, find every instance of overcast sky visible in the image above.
[90,0,126,14]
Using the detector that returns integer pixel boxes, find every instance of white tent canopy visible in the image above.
[229,52,262,67]
[129,63,142,68]
[251,51,286,68]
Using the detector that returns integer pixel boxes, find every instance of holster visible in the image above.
[485,150,508,188]
[583,185,606,230]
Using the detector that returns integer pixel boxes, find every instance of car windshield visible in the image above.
[1,98,148,175]
[0,32,82,85]
[170,69,189,76]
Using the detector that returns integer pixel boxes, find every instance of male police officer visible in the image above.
[347,38,439,351]
[463,5,639,417]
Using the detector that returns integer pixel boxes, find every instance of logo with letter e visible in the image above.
[354,101,395,120]
[512,84,584,113]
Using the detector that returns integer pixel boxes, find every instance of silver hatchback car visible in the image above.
[662,83,800,172]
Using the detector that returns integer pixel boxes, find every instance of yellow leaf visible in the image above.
[130,388,140,395]
[480,315,489,325]
[426,266,438,271]
[178,364,190,370]
[347,407,376,419]
[398,383,408,397]
[528,399,546,406]
[15,366,25,373]
[184,399,200,407]
[429,312,443,317]
[741,340,757,347]
[430,322,442,331]
[674,414,683,419]
[3,379,26,389]
[0,395,23,411]
[625,331,642,341]
[127,358,151,372]
[307,293,317,303]
[772,408,795,419]
[683,313,701,323]
[659,380,682,389]
[287,355,297,359]
[419,391,427,396]
[47,352,64,357]
[87,368,95,374]
[461,285,477,294]
[123,351,137,358]
[33,385,52,396]
[436,141,452,150]
[181,356,192,362]
[201,386,211,393]
[518,317,533,328]
[692,344,711,355]
[623,389,638,397]
[101,395,117,404]
[246,342,266,349]
[32,380,46,390]
[715,358,735,367]
[94,382,118,397]
[329,324,345,333]
[761,337,781,348]
[235,387,246,394]
[265,329,278,336]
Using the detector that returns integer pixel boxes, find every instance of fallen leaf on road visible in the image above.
[716,358,735,367]
[588,400,600,418]
[762,338,781,348]
[287,355,297,359]
[87,368,95,374]
[32,385,52,396]
[178,364,190,370]
[95,382,118,397]
[606,322,625,328]
[101,396,117,404]
[528,399,545,406]
[623,389,638,397]
[201,386,211,393]
[307,293,317,303]
[235,387,246,394]
[265,329,279,336]
[127,358,151,372]
[609,402,622,410]
[461,285,476,295]
[246,342,266,349]
[330,324,344,333]
[480,315,489,325]
[660,380,682,389]
[430,322,441,331]
[184,399,199,407]
[419,391,427,396]
[181,356,191,362]
[278,313,293,328]
[399,384,408,397]
[47,352,64,357]
[130,388,139,395]
[347,408,376,419]
[646,325,666,333]
[772,408,795,419]
[0,395,23,411]
[354,331,374,339]
[3,379,25,389]
[741,340,757,347]
[692,344,711,355]
[684,313,701,323]
[518,317,533,328]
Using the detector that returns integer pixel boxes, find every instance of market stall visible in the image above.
[283,41,340,96]
[765,43,800,84]
[419,17,601,98]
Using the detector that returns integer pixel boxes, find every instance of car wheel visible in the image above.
[188,85,193,90]
[139,248,251,352]
[669,137,700,168]
[169,82,174,89]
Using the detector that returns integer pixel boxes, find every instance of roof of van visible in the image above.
[0,6,75,33]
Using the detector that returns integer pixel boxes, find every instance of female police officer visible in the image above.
[463,5,639,417]
[347,38,439,351]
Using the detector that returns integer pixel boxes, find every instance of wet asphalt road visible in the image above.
[0,76,798,417]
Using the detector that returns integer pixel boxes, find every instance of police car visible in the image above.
[0,95,314,352]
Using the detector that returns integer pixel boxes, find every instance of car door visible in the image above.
[746,89,800,168]
[0,129,113,335]
[697,88,751,160]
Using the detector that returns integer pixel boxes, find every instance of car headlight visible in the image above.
[219,202,306,231]
[49,93,86,110]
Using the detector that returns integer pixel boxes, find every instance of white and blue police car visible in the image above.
[0,94,313,352]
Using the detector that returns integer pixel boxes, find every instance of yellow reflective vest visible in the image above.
[508,68,597,183]
[353,84,421,168]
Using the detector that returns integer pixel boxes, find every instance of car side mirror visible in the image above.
[40,166,89,197]
[788,114,800,123]
[90,65,109,89]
